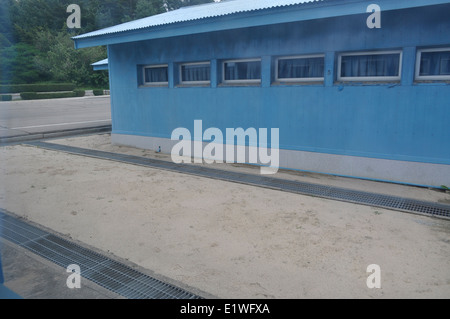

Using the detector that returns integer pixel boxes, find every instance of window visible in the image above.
[180,62,211,85]
[415,48,450,80]
[143,65,168,85]
[223,59,261,84]
[338,51,402,81]
[276,55,324,82]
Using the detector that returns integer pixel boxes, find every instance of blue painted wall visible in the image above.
[107,5,450,166]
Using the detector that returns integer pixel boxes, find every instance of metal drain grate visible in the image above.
[26,141,450,220]
[0,210,202,299]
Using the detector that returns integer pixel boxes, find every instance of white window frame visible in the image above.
[275,54,325,82]
[179,61,211,85]
[143,64,169,86]
[337,50,403,82]
[415,47,450,81]
[222,58,262,84]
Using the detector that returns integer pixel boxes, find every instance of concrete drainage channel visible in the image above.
[25,140,450,220]
[0,209,202,299]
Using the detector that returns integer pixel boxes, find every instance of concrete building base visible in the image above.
[112,133,450,188]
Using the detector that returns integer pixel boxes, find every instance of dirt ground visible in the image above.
[1,133,449,298]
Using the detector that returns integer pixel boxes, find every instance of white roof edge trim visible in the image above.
[91,58,109,66]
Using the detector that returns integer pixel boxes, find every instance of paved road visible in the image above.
[0,96,111,139]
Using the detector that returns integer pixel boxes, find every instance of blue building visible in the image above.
[74,0,450,188]
[91,58,109,71]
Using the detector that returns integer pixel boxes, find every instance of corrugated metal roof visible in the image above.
[73,0,323,40]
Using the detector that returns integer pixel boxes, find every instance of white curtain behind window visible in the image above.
[341,53,400,77]
[278,57,324,79]
[420,51,450,76]
[182,64,210,82]
[225,61,261,80]
[145,67,168,83]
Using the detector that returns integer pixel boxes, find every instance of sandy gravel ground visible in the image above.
[1,134,449,298]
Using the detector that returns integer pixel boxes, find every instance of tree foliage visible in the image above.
[0,0,215,86]
[0,43,45,84]
[165,0,215,11]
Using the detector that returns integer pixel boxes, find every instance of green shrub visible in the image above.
[73,89,85,97]
[0,83,76,94]
[19,92,37,100]
[1,94,12,101]
[20,91,79,100]
[93,89,104,96]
